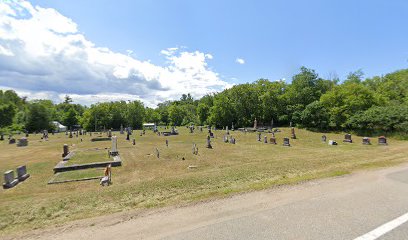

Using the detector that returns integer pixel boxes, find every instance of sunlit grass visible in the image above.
[0,128,407,235]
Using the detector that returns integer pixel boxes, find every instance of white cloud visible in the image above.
[0,1,231,107]
[235,58,245,64]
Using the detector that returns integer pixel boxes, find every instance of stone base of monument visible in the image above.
[343,139,352,143]
[63,152,75,161]
[90,137,111,142]
[109,151,119,156]
[53,157,122,173]
[3,179,19,189]
[291,134,296,139]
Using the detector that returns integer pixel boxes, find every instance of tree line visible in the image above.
[1,66,407,137]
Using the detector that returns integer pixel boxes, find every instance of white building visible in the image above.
[51,121,67,132]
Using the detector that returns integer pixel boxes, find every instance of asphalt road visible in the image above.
[20,164,408,240]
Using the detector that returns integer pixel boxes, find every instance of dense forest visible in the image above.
[1,67,407,137]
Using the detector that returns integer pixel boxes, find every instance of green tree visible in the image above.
[26,101,52,132]
[300,101,330,130]
[0,104,16,128]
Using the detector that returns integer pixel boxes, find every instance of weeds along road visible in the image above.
[15,163,408,240]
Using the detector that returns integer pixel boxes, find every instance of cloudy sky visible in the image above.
[0,1,407,107]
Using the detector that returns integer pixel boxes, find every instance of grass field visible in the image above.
[0,127,407,236]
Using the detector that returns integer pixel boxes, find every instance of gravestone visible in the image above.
[166,139,168,147]
[0,134,3,141]
[16,165,30,181]
[271,119,274,129]
[171,127,178,135]
[257,132,261,142]
[110,136,118,156]
[69,131,73,138]
[290,127,296,139]
[209,132,214,138]
[343,134,352,143]
[223,135,228,143]
[3,170,18,189]
[189,126,194,133]
[270,137,277,145]
[65,131,68,136]
[231,122,234,131]
[120,124,124,134]
[378,136,387,145]
[126,133,130,141]
[362,137,371,145]
[17,137,28,147]
[200,126,203,132]
[206,135,212,149]
[108,130,112,138]
[192,143,197,154]
[283,137,290,146]
[9,138,16,144]
[132,139,136,145]
[156,148,160,158]
[328,140,338,145]
[322,135,327,142]
[264,136,268,143]
[226,126,229,135]
[254,118,258,129]
[62,144,69,157]
[290,121,292,127]
[25,132,29,137]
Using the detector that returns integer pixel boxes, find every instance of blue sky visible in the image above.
[0,0,407,106]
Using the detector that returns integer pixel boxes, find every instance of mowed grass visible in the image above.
[65,149,111,166]
[0,128,407,235]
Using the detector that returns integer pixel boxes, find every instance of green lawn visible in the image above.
[0,127,407,236]
[65,149,111,166]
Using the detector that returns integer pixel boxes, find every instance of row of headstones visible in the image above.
[223,135,236,144]
[5,137,28,146]
[322,134,388,145]
[3,166,30,189]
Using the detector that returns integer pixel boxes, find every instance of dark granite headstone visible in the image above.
[378,136,387,145]
[343,134,352,143]
[16,165,30,181]
[322,135,327,142]
[3,170,18,189]
[264,136,268,143]
[62,144,69,158]
[9,138,16,144]
[17,137,28,147]
[283,137,290,146]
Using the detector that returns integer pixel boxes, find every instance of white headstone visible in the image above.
[111,136,118,154]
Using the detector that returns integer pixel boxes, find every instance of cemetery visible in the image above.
[0,126,407,235]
